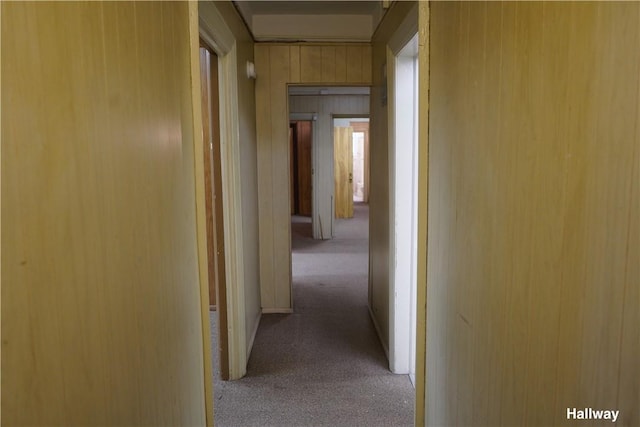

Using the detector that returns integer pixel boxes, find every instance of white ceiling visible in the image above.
[233,0,385,42]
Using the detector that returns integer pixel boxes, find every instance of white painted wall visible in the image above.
[289,94,369,239]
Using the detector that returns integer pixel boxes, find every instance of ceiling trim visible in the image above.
[232,0,386,43]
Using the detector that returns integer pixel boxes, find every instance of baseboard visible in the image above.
[262,308,294,314]
[368,304,389,359]
[247,311,262,356]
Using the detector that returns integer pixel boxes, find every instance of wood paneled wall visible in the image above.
[424,2,639,425]
[255,44,372,311]
[1,2,208,425]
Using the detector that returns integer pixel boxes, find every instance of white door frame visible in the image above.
[198,2,248,382]
[387,3,419,377]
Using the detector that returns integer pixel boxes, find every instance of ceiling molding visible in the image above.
[232,0,385,43]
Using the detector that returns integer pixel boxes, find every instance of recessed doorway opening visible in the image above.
[390,33,419,385]
[333,117,370,210]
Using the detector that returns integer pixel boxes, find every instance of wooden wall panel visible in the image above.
[424,2,640,426]
[335,45,347,82]
[268,45,292,309]
[255,43,371,311]
[300,45,322,83]
[289,45,301,83]
[362,45,373,84]
[1,2,207,425]
[255,44,276,309]
[321,46,336,83]
[346,45,364,83]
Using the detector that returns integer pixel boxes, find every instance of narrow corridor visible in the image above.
[211,204,414,426]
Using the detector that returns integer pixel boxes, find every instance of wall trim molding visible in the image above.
[262,308,294,314]
[247,311,262,356]
[368,305,389,358]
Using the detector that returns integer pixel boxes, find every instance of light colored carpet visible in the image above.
[210,203,414,427]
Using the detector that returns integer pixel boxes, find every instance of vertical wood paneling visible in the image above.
[254,44,276,308]
[255,43,372,311]
[1,2,207,425]
[346,45,364,82]
[368,40,392,357]
[321,46,336,82]
[425,2,640,426]
[300,45,322,82]
[268,45,293,308]
[289,45,301,83]
[335,45,347,82]
[362,45,373,83]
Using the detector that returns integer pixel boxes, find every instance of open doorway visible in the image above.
[288,86,370,240]
[351,121,370,203]
[333,117,370,220]
[199,41,230,381]
[289,119,314,243]
[290,121,313,218]
[390,33,419,384]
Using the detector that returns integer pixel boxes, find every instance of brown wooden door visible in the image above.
[334,126,354,218]
[296,121,312,216]
[289,125,295,215]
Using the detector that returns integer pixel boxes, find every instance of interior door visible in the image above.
[334,126,354,218]
[290,125,295,215]
[296,121,313,216]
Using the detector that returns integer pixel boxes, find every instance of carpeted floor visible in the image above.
[210,203,414,427]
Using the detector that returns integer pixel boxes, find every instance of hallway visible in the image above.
[211,204,414,426]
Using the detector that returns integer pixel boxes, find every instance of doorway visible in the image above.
[199,41,230,381]
[288,86,370,240]
[350,121,370,203]
[333,117,370,220]
[390,33,419,383]
[290,121,313,217]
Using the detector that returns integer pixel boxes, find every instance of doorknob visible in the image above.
[349,173,353,183]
